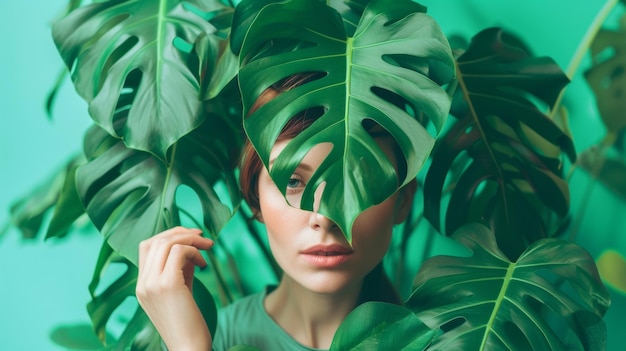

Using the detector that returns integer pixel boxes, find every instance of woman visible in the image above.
[136,75,417,350]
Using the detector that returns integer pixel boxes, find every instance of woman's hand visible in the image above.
[136,226,214,351]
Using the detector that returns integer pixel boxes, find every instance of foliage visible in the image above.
[51,0,237,161]
[423,27,575,260]
[407,223,610,351]
[5,0,623,350]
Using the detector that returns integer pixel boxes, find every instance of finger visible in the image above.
[139,227,193,272]
[163,244,208,281]
[139,227,211,283]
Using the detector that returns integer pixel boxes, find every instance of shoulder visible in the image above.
[212,287,321,351]
[212,288,269,350]
[218,290,265,326]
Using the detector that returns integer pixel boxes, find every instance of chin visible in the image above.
[297,271,362,295]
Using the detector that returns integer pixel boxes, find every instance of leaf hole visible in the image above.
[173,37,193,54]
[111,69,142,136]
[99,35,138,91]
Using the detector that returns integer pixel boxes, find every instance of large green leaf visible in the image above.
[2,154,86,240]
[406,223,611,351]
[45,159,90,240]
[234,0,454,241]
[52,0,237,161]
[423,28,575,260]
[330,301,436,350]
[76,106,241,264]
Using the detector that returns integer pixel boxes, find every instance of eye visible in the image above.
[285,174,307,207]
[287,177,301,188]
[286,174,305,190]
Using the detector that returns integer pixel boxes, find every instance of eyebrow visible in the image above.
[269,157,315,173]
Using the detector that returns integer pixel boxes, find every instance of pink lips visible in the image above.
[301,244,353,268]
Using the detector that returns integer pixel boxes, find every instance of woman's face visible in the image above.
[257,138,412,295]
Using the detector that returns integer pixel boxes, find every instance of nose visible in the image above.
[309,210,338,232]
[309,181,338,232]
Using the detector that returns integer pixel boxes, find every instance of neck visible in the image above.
[265,276,362,349]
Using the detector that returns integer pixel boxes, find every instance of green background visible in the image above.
[1,1,624,350]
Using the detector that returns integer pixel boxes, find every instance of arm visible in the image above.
[136,226,214,351]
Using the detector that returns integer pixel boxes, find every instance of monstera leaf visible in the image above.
[585,24,626,138]
[76,104,241,264]
[424,28,575,260]
[3,154,86,240]
[233,0,455,241]
[407,223,611,351]
[52,0,237,161]
[330,302,437,350]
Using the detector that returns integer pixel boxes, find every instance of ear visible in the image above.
[394,178,417,224]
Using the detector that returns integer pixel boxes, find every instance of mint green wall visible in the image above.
[0,2,103,350]
[1,1,623,350]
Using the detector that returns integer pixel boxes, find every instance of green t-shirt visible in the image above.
[212,287,326,351]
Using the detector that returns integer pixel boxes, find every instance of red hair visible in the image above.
[239,73,324,215]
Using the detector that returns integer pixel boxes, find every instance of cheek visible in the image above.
[351,198,397,255]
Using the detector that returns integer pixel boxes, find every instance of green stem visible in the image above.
[550,0,620,118]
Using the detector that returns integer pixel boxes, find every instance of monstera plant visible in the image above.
[4,0,618,350]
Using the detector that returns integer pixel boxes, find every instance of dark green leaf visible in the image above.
[407,223,611,351]
[330,301,436,350]
[235,0,454,241]
[52,0,237,161]
[424,28,574,259]
[76,110,240,264]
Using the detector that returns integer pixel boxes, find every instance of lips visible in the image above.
[301,244,353,255]
[300,244,353,267]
